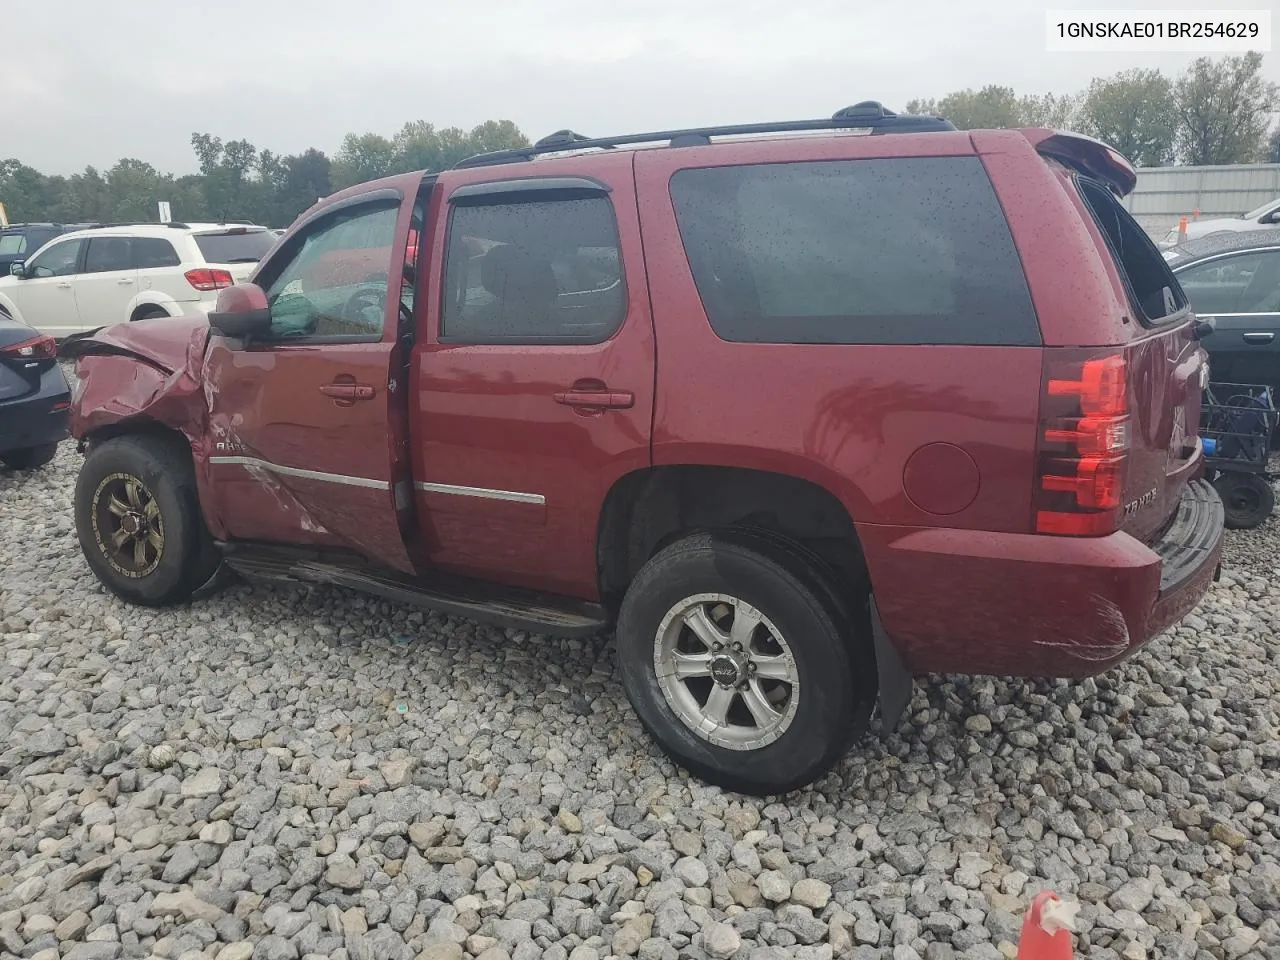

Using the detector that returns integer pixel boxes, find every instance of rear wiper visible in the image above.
[222,257,260,263]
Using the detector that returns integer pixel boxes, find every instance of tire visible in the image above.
[132,308,169,322]
[1,442,59,470]
[1213,472,1275,530]
[74,434,223,605]
[615,531,875,796]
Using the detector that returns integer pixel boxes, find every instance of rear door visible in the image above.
[1175,247,1280,392]
[409,152,655,599]
[203,190,419,571]
[76,236,140,329]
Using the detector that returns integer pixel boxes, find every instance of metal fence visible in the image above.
[1123,163,1280,238]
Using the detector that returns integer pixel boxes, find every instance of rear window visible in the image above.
[194,230,276,264]
[668,157,1040,346]
[1075,176,1187,324]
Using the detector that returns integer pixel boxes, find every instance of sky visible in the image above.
[2,0,1277,176]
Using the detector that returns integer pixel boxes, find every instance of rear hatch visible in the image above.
[193,227,276,283]
[1037,141,1207,544]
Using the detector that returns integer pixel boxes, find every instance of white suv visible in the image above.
[0,222,276,338]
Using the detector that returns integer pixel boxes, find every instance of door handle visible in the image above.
[320,382,376,400]
[553,389,634,409]
[1242,332,1275,344]
[117,278,135,285]
[56,282,72,289]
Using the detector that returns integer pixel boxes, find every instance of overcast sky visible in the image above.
[3,0,1277,175]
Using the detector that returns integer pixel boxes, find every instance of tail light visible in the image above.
[1034,352,1129,536]
[185,268,235,292]
[1,334,57,360]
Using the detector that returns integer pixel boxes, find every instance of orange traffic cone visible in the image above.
[1016,890,1078,960]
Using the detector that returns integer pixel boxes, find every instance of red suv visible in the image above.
[67,103,1223,795]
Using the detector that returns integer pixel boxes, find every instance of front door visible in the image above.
[12,237,86,337]
[75,236,139,329]
[204,192,418,572]
[410,153,655,600]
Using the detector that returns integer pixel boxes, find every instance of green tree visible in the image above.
[911,85,1022,129]
[1078,69,1177,166]
[1266,125,1280,163]
[1174,52,1279,164]
[331,133,397,189]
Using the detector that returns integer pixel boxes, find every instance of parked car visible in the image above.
[0,312,69,469]
[0,222,276,339]
[1161,196,1280,248]
[0,223,94,273]
[65,105,1224,795]
[1167,230,1280,401]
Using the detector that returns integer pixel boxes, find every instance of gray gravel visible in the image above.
[2,445,1278,960]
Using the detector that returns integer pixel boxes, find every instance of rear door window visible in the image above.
[134,237,181,269]
[1177,250,1280,315]
[668,157,1040,345]
[194,230,276,264]
[84,237,135,274]
[1075,176,1187,324]
[0,233,26,256]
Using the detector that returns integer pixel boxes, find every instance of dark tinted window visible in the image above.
[134,237,181,269]
[84,237,134,273]
[1177,250,1280,315]
[442,196,625,343]
[1076,176,1187,324]
[668,158,1039,345]
[194,230,276,264]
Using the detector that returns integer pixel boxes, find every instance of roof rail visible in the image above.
[85,221,192,230]
[454,102,955,169]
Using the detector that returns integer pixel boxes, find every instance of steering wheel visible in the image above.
[343,287,386,330]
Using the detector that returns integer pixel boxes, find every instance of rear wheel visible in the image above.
[1,443,59,470]
[615,531,874,795]
[131,307,170,322]
[74,434,223,605]
[1213,472,1275,529]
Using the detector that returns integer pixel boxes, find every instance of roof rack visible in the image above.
[454,102,956,169]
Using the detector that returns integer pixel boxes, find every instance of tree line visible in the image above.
[0,120,529,228]
[906,52,1279,167]
[2,53,1277,227]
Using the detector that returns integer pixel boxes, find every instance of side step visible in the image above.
[218,542,609,638]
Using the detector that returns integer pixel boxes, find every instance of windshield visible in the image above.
[194,230,276,264]
[1241,198,1280,220]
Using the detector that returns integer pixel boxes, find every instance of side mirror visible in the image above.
[9,262,25,278]
[208,283,272,338]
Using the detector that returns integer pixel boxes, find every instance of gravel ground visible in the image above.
[1,445,1278,960]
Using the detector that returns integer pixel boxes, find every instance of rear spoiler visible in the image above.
[1024,129,1138,198]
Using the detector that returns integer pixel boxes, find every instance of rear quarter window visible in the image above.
[194,231,276,264]
[669,157,1040,346]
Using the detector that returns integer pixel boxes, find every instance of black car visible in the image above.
[0,311,70,469]
[1168,230,1280,396]
[0,223,94,273]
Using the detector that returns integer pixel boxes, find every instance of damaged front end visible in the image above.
[62,316,213,449]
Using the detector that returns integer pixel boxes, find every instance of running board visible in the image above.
[218,542,609,638]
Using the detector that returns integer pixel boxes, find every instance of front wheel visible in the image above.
[615,532,874,796]
[74,434,223,605]
[1,442,59,470]
[1213,471,1275,529]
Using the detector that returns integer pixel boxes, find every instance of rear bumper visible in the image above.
[0,364,71,454]
[860,479,1225,678]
